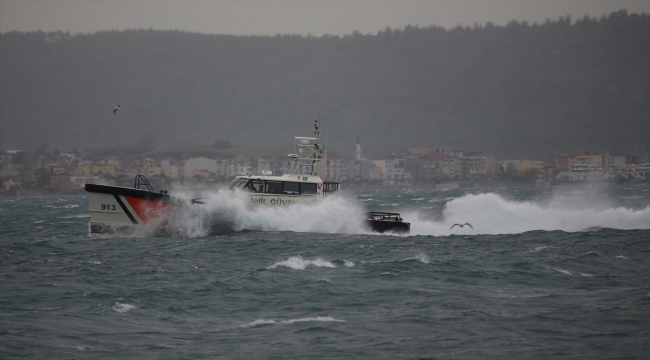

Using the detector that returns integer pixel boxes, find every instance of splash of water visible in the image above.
[156,190,649,237]
[407,193,650,236]
[166,189,368,237]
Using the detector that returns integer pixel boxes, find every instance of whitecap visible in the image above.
[552,268,572,275]
[615,255,628,259]
[72,345,92,351]
[240,316,344,328]
[112,302,136,313]
[343,260,355,267]
[407,253,430,264]
[46,204,80,209]
[63,214,90,219]
[268,256,336,270]
[580,251,598,257]
[487,290,549,299]
[528,246,548,253]
[239,319,277,328]
[281,316,345,324]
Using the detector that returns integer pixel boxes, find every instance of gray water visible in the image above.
[2,184,649,358]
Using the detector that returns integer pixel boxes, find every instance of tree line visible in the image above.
[0,10,648,159]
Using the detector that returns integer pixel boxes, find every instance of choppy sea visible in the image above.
[1,184,649,359]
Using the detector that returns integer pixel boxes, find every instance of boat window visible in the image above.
[283,182,300,195]
[229,178,249,190]
[227,178,241,189]
[300,183,317,195]
[265,181,283,194]
[245,180,264,193]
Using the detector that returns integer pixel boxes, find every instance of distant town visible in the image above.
[1,141,649,196]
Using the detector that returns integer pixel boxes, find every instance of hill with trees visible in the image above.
[1,10,648,159]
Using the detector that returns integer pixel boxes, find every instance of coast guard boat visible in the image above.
[85,175,175,234]
[192,121,339,206]
[85,120,339,234]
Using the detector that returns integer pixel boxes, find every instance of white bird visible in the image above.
[450,223,473,230]
[113,104,121,115]
[191,265,204,270]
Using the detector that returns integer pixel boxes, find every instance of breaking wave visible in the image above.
[407,193,650,236]
[267,256,336,270]
[156,189,649,237]
[239,316,345,328]
[112,302,136,313]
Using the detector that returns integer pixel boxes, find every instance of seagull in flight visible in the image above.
[191,265,204,270]
[113,104,121,115]
[450,223,474,230]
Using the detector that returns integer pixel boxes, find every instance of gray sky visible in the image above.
[1,0,649,36]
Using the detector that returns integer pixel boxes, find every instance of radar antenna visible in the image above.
[287,116,325,176]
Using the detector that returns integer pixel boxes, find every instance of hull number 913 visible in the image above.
[101,204,116,211]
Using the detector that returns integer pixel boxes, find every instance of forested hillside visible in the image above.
[1,10,648,159]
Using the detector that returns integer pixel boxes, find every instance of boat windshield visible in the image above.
[229,178,326,195]
[228,178,249,190]
[245,180,264,193]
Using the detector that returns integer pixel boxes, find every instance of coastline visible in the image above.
[4,179,649,197]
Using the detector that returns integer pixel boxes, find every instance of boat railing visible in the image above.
[323,182,339,196]
[367,212,403,222]
[134,175,154,192]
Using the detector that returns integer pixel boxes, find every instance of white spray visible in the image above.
[147,189,649,238]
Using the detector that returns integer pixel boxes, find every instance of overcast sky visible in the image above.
[1,0,648,36]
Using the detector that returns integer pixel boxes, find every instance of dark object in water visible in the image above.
[364,212,410,234]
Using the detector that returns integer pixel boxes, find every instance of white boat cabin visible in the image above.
[207,121,339,205]
[228,174,339,197]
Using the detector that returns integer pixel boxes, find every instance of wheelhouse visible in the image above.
[228,176,339,196]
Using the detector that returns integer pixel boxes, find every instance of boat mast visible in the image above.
[311,117,321,175]
[287,118,324,176]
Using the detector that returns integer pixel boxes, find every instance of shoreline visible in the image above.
[3,180,648,197]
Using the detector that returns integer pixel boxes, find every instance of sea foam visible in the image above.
[268,256,336,270]
[240,316,345,328]
[112,302,136,313]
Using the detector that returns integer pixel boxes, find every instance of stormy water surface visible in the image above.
[1,183,649,358]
